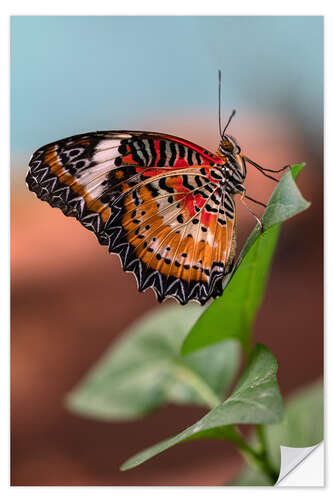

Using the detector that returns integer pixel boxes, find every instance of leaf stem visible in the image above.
[255,424,278,480]
[256,423,268,453]
[226,426,278,484]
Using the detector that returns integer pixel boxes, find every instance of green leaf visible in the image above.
[230,379,323,486]
[228,467,273,486]
[265,379,323,471]
[182,164,310,355]
[65,304,240,420]
[121,344,283,470]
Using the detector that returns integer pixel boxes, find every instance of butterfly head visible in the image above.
[218,133,246,187]
[218,105,240,157]
[218,134,241,157]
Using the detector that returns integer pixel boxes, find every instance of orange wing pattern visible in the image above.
[26,130,238,304]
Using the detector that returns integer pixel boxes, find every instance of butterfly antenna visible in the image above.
[222,109,236,137]
[218,70,223,138]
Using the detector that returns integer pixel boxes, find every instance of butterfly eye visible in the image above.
[220,139,234,153]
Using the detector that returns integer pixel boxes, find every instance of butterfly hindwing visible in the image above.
[26,130,236,304]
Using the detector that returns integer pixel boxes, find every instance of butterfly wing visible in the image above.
[26,130,236,304]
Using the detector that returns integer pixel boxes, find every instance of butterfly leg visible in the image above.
[244,194,267,208]
[247,158,290,173]
[243,156,290,182]
[240,191,264,233]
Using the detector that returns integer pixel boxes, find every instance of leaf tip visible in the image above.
[63,391,77,413]
[251,343,279,374]
[120,455,143,471]
[180,339,191,356]
[290,162,307,180]
[119,462,130,472]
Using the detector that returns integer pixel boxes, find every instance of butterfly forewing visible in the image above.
[26,130,236,304]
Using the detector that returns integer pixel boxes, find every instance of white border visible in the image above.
[1,2,11,495]
[0,0,329,15]
[3,1,330,498]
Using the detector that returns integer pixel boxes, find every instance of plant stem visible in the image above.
[227,426,278,484]
[174,363,278,483]
[256,423,268,453]
[255,424,278,481]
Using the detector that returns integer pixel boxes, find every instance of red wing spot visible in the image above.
[201,211,213,226]
[183,193,195,217]
[174,158,189,169]
[194,194,205,209]
[136,167,162,177]
[122,153,135,164]
[153,139,161,165]
[182,192,210,220]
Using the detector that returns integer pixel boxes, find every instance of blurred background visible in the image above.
[11,16,323,486]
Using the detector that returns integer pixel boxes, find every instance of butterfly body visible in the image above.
[26,130,246,305]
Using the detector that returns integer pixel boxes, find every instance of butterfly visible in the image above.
[26,74,288,305]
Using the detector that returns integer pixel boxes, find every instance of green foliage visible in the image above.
[229,467,273,487]
[181,164,310,355]
[66,304,240,419]
[265,378,324,470]
[64,163,317,485]
[230,380,323,486]
[120,344,283,471]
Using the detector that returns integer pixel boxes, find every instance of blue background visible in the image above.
[11,16,323,165]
